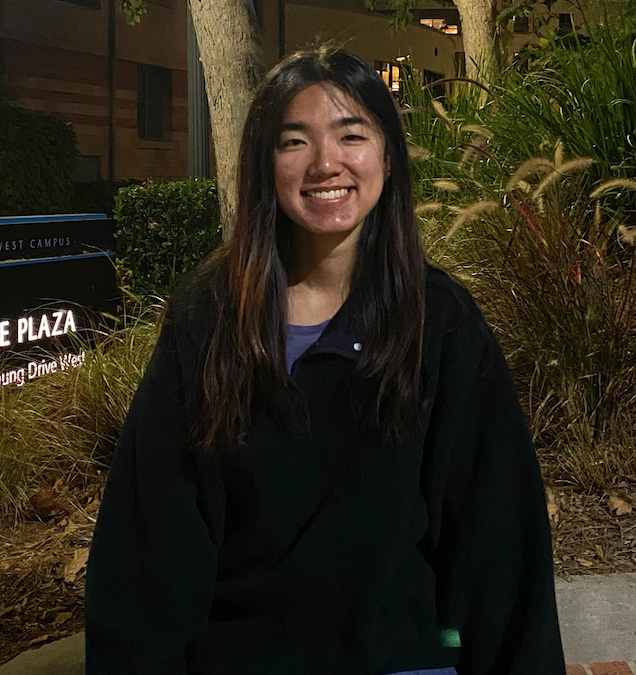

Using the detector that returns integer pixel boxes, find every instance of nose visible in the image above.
[307,138,342,180]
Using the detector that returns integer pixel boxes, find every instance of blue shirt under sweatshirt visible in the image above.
[286,320,331,373]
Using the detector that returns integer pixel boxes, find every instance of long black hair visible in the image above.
[201,46,428,453]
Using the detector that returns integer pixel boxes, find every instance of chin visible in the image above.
[298,221,362,237]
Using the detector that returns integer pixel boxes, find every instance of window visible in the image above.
[420,18,459,35]
[76,156,101,182]
[57,0,101,7]
[559,12,574,30]
[137,64,172,140]
[375,61,401,94]
[513,16,529,33]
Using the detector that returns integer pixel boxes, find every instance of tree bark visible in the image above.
[188,0,267,241]
[453,0,497,82]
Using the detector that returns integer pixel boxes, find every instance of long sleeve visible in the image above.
[423,305,565,675]
[85,314,224,674]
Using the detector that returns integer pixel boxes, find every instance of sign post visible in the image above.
[0,214,119,387]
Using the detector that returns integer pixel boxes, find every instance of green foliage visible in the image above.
[0,308,159,517]
[400,64,496,205]
[488,24,636,187]
[0,105,78,216]
[114,179,221,299]
[403,20,636,488]
[364,0,414,29]
[497,0,539,25]
[120,0,147,25]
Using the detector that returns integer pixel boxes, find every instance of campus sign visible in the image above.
[0,214,115,261]
[0,309,77,348]
[0,214,119,387]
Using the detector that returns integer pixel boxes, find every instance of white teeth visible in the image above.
[306,188,349,199]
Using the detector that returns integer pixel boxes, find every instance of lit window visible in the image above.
[375,61,401,95]
[376,62,390,88]
[421,18,443,30]
[420,18,458,35]
[391,65,400,92]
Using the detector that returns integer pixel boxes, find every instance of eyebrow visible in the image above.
[279,116,370,133]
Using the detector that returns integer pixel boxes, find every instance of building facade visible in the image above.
[2,0,188,182]
[0,0,458,184]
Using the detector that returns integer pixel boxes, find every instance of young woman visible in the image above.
[85,48,566,675]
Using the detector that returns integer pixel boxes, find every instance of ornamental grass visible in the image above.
[405,15,636,489]
[0,304,160,518]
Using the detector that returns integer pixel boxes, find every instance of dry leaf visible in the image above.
[63,548,90,583]
[28,634,52,646]
[83,495,102,515]
[29,490,65,520]
[618,224,636,246]
[594,544,605,559]
[546,488,559,524]
[576,558,594,567]
[608,494,632,516]
[52,611,73,626]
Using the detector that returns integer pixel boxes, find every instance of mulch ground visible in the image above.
[0,467,635,667]
[0,476,104,666]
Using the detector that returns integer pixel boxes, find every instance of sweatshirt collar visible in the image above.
[301,299,363,362]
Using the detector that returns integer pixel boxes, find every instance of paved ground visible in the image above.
[0,633,84,675]
[556,573,636,665]
[1,572,635,674]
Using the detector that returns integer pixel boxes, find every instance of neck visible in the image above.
[286,227,360,325]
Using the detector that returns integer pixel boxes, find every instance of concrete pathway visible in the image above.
[1,573,635,674]
[556,573,636,665]
[0,633,84,675]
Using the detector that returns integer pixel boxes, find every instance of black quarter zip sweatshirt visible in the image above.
[85,266,565,675]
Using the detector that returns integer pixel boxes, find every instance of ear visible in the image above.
[384,153,391,180]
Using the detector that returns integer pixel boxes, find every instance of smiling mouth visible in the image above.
[302,187,353,199]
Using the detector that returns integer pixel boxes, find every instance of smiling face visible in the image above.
[274,83,389,243]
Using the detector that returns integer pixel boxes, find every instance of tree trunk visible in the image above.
[454,0,497,82]
[188,0,267,241]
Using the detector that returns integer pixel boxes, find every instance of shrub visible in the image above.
[114,179,221,299]
[0,105,78,216]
